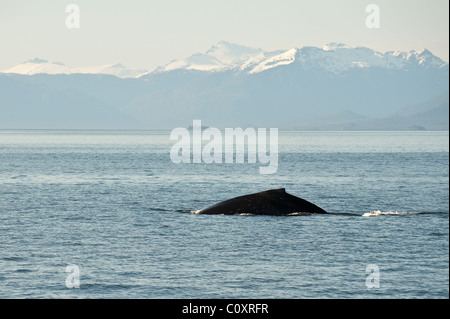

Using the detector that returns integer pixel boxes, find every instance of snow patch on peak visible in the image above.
[207,41,264,63]
[405,49,445,68]
[248,48,298,74]
[352,61,369,68]
[157,41,267,73]
[162,53,223,72]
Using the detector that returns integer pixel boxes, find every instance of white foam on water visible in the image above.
[362,210,419,217]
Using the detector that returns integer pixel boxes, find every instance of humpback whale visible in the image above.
[196,188,328,215]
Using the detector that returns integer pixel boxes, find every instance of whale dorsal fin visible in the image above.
[264,188,286,193]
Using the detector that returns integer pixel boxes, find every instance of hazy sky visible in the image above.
[0,0,448,70]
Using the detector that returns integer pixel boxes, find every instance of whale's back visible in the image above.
[198,188,328,215]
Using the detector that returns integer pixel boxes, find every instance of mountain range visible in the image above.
[0,41,448,130]
[1,58,147,79]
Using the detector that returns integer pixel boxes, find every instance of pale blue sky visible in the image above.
[0,0,448,70]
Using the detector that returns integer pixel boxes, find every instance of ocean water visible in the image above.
[0,130,448,298]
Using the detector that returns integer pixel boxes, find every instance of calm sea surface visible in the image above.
[0,130,448,298]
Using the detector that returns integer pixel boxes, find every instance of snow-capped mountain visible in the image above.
[146,41,448,75]
[73,63,148,78]
[0,42,448,129]
[0,59,147,78]
[1,58,73,75]
[147,41,273,73]
[2,42,447,78]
